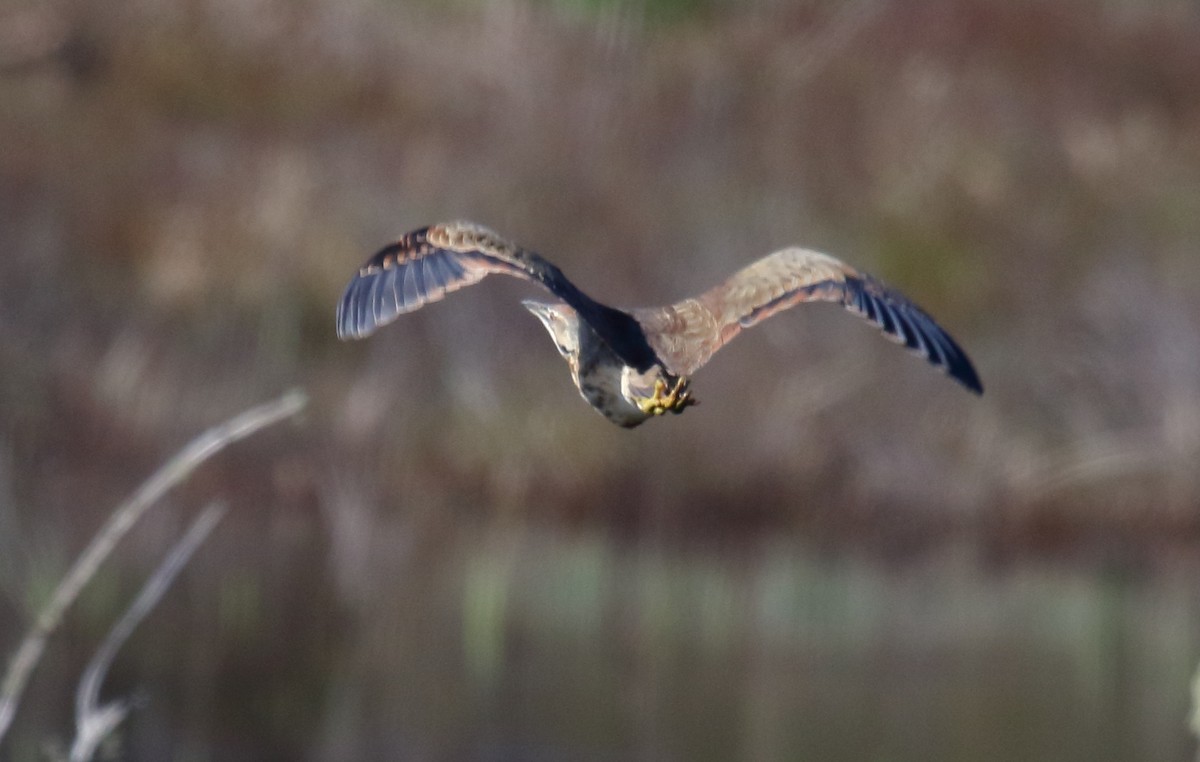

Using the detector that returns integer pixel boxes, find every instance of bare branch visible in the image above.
[69,502,227,762]
[0,389,307,746]
[1192,658,1200,762]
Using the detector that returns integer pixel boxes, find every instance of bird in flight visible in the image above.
[337,221,982,427]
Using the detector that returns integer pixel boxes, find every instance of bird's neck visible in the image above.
[530,253,661,373]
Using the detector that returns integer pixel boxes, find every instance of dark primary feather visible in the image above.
[336,242,475,339]
[336,223,523,340]
[338,225,982,396]
[336,221,661,371]
[636,246,982,394]
[840,274,982,394]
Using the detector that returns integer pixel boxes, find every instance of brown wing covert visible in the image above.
[337,222,537,340]
[637,247,982,393]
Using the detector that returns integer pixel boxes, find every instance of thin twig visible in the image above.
[0,389,307,746]
[1191,658,1200,762]
[68,502,227,762]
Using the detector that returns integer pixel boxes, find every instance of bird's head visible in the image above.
[522,300,580,366]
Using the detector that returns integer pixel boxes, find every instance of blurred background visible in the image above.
[1,0,1199,759]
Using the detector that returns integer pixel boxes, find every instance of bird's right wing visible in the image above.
[337,221,579,340]
[635,247,982,393]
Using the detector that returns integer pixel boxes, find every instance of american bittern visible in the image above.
[337,221,982,427]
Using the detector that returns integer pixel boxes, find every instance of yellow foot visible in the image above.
[637,376,698,416]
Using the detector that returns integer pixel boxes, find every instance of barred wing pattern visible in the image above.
[635,247,983,393]
[337,221,573,340]
[336,221,662,371]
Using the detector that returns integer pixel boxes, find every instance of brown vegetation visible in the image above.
[1,0,1198,758]
[3,0,1198,547]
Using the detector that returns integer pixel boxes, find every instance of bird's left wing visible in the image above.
[337,221,577,340]
[634,247,982,393]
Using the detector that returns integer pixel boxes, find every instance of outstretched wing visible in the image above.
[336,221,662,372]
[337,221,578,340]
[633,247,982,393]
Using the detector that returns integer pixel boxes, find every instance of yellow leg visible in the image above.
[663,377,696,413]
[637,376,697,416]
[637,379,669,415]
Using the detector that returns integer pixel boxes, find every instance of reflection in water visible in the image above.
[303,522,1196,762]
[3,509,1198,761]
